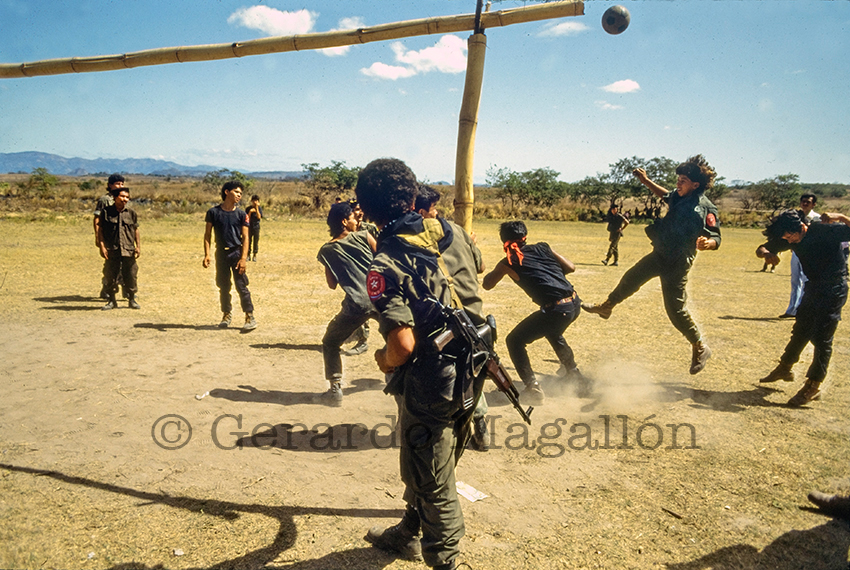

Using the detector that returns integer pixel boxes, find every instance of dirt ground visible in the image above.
[0,215,848,570]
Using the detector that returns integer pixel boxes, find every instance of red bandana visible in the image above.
[503,241,524,266]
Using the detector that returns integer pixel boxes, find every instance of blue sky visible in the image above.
[1,0,848,184]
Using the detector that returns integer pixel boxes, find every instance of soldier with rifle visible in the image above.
[357,158,527,570]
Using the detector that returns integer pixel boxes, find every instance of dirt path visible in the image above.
[0,217,848,569]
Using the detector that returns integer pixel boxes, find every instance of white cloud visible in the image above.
[602,79,640,94]
[361,35,467,80]
[361,62,417,80]
[538,20,589,37]
[319,16,365,57]
[596,101,623,111]
[228,6,317,36]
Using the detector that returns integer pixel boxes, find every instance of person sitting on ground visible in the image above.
[755,210,849,407]
[582,155,721,375]
[316,201,378,406]
[482,221,591,405]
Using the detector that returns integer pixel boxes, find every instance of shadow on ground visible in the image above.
[0,462,401,570]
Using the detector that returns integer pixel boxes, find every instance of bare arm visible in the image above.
[237,225,249,274]
[324,265,338,289]
[375,325,415,373]
[756,245,780,266]
[820,212,850,226]
[696,236,718,251]
[202,222,213,268]
[552,250,575,275]
[633,168,669,198]
[366,232,377,253]
[482,261,517,290]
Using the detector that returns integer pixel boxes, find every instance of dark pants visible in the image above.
[104,252,137,298]
[322,302,375,380]
[780,279,847,383]
[248,226,260,255]
[608,250,701,344]
[606,231,622,263]
[215,248,253,314]
[399,359,466,568]
[101,259,124,294]
[506,297,580,385]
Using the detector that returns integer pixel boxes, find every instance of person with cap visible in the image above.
[582,155,721,375]
[316,201,378,406]
[93,174,126,299]
[756,210,850,406]
[98,186,140,310]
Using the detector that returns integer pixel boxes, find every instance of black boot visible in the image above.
[365,515,423,561]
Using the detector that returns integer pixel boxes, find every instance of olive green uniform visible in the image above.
[607,190,720,343]
[367,212,478,568]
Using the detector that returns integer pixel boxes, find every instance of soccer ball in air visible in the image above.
[602,5,630,35]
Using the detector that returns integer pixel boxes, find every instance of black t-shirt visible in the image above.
[205,205,249,250]
[763,223,850,283]
[503,242,573,307]
[247,205,263,228]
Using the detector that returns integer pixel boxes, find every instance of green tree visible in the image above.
[485,165,567,209]
[746,173,801,213]
[300,160,360,210]
[202,169,254,195]
[78,178,103,195]
[20,167,59,198]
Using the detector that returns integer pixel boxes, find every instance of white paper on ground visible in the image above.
[456,481,488,502]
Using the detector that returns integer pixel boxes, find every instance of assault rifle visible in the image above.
[433,308,533,425]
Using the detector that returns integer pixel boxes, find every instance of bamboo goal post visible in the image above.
[0,1,583,79]
[454,33,487,234]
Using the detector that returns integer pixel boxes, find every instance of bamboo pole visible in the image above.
[454,33,487,234]
[0,1,582,79]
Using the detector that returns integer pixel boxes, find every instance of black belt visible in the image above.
[541,291,577,311]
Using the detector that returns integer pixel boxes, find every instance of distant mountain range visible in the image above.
[0,151,303,179]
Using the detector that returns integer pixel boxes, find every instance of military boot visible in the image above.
[319,380,343,407]
[759,362,795,383]
[787,378,822,407]
[689,341,712,375]
[521,381,545,405]
[102,296,117,311]
[365,517,423,561]
[470,416,489,452]
[808,491,850,520]
[581,300,614,319]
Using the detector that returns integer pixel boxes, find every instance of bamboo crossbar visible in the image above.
[0,1,583,79]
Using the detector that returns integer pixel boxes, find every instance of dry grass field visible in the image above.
[0,213,848,569]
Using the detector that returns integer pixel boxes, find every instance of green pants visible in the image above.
[399,396,465,568]
[608,250,702,344]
